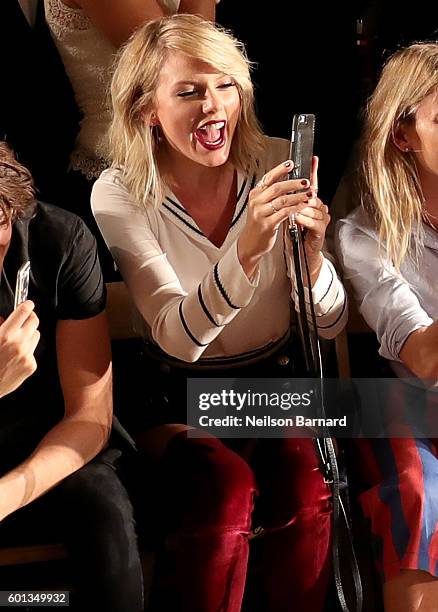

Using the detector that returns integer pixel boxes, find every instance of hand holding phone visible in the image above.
[0,300,39,398]
[14,261,31,310]
[287,114,328,279]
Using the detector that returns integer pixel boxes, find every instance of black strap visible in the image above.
[289,220,363,612]
[290,226,319,377]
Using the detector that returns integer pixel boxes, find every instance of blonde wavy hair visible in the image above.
[361,42,438,270]
[109,14,264,209]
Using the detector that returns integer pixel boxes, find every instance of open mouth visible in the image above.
[194,120,226,150]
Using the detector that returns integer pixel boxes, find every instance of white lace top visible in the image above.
[44,0,183,179]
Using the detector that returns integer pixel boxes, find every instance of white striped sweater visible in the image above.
[92,137,347,363]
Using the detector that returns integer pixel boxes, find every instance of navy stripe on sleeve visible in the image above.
[178,301,209,347]
[213,263,240,310]
[197,284,222,327]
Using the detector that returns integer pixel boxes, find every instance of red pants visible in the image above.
[158,434,332,612]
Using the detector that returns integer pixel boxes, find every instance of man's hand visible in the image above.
[0,301,40,399]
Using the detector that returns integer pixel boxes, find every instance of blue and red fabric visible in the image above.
[357,436,438,581]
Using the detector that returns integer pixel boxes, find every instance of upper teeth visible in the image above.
[199,121,225,131]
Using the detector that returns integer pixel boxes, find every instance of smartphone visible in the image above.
[287,115,320,376]
[14,261,31,309]
[288,113,315,233]
[288,113,315,184]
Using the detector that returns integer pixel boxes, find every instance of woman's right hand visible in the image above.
[237,160,315,279]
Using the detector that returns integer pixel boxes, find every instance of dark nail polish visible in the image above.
[301,179,309,186]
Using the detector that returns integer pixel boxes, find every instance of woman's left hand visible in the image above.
[295,156,330,278]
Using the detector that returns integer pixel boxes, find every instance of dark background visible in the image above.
[0,0,437,206]
[0,2,437,608]
[217,1,438,202]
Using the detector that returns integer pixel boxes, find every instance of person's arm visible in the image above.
[282,157,348,339]
[179,0,216,20]
[335,212,435,377]
[0,312,112,522]
[287,253,348,340]
[399,321,438,380]
[92,174,259,363]
[71,0,216,48]
[0,301,39,398]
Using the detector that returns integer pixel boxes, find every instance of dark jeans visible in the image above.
[0,447,144,612]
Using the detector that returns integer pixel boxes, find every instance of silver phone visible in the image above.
[288,113,315,232]
[14,261,31,309]
[288,113,315,184]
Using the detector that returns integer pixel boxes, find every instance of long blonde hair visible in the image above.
[361,42,438,270]
[109,14,264,209]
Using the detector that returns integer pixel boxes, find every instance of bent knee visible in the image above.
[164,433,257,528]
[59,457,134,522]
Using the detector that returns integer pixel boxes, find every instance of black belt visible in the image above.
[142,330,292,372]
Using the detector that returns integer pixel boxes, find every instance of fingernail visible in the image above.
[284,160,292,168]
[307,191,314,198]
[301,179,309,186]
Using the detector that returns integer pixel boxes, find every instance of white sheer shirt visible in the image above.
[336,206,438,378]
